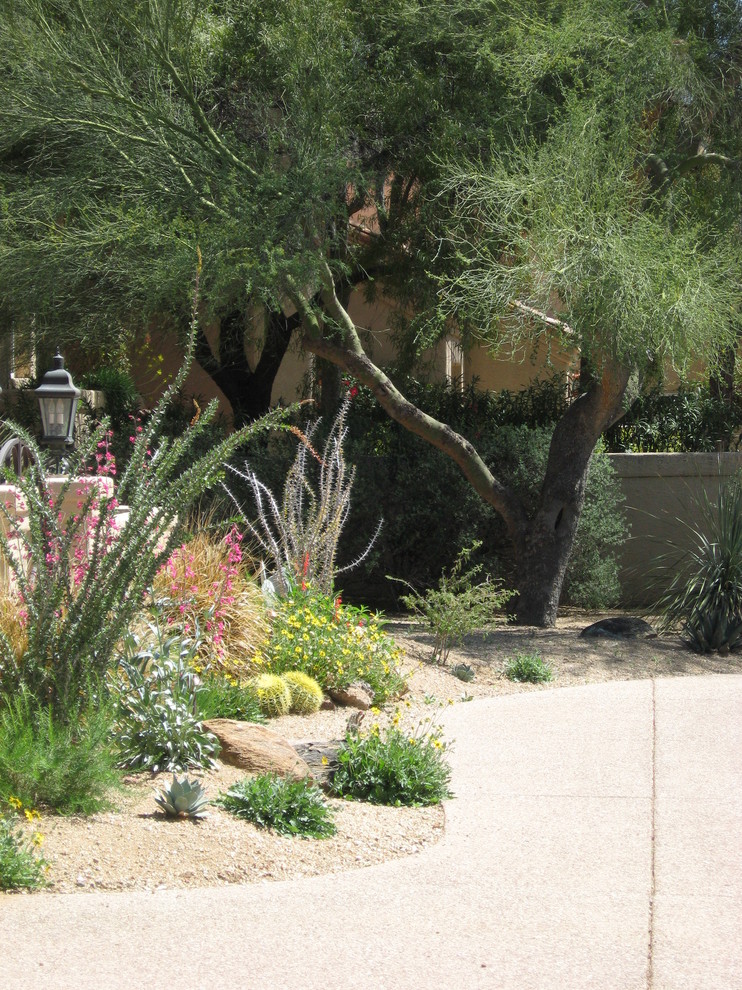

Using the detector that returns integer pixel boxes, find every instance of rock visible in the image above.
[202,719,312,780]
[292,741,342,793]
[320,695,336,711]
[328,681,374,710]
[579,616,657,640]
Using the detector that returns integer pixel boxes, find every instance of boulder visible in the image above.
[202,719,312,780]
[328,681,374,710]
[580,616,657,640]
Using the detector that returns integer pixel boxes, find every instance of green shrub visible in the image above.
[0,691,120,815]
[503,651,553,683]
[604,385,742,453]
[395,541,513,663]
[114,625,220,772]
[0,800,48,891]
[260,589,405,702]
[194,676,265,723]
[653,475,742,653]
[331,724,453,806]
[218,774,336,838]
[337,379,627,611]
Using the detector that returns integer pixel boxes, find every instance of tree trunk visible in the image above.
[514,361,631,625]
[193,307,299,427]
[289,268,632,627]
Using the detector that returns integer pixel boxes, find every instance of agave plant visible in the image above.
[154,775,210,819]
[653,474,742,653]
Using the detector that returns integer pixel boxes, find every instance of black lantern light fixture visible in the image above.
[34,351,80,466]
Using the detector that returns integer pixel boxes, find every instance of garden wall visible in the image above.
[607,452,742,606]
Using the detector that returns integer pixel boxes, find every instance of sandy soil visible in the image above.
[7,611,742,897]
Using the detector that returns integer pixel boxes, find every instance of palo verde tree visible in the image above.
[1,0,740,623]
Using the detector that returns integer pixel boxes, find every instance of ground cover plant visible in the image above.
[259,588,405,702]
[218,774,336,838]
[194,675,264,723]
[0,691,120,815]
[503,651,553,684]
[331,721,453,807]
[0,795,47,891]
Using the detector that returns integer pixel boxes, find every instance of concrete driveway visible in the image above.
[2,675,740,990]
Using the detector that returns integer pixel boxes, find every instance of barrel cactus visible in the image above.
[282,671,324,715]
[252,672,292,717]
[154,775,209,818]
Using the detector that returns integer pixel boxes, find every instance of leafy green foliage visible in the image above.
[218,774,336,838]
[654,476,742,653]
[331,723,453,807]
[0,297,287,717]
[261,589,405,702]
[604,385,742,453]
[395,542,513,663]
[339,380,628,610]
[194,676,265,723]
[114,625,220,773]
[0,691,120,815]
[154,775,210,819]
[0,799,47,891]
[503,652,552,684]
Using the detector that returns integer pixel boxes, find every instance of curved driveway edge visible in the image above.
[1,675,740,990]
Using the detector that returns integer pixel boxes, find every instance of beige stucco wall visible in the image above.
[608,452,742,606]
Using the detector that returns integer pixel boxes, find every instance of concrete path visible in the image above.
[1,676,740,990]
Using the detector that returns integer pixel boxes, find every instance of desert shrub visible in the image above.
[225,396,380,596]
[653,475,742,653]
[331,723,452,806]
[503,651,552,683]
[260,588,405,702]
[218,774,336,838]
[0,691,120,814]
[0,290,287,718]
[114,624,220,772]
[0,797,47,890]
[394,541,513,663]
[194,676,265,723]
[153,526,269,679]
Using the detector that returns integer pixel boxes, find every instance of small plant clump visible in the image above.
[503,651,553,684]
[0,795,47,891]
[114,624,220,772]
[218,774,336,838]
[331,722,453,807]
[194,675,265,723]
[261,589,405,702]
[154,775,210,819]
[395,542,513,664]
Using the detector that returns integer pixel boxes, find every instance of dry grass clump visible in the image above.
[153,528,269,679]
[0,590,28,671]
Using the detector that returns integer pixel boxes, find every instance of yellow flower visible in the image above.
[32,832,44,847]
[8,795,22,811]
[24,808,41,822]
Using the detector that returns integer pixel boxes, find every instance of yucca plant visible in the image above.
[225,396,381,596]
[154,775,209,819]
[653,475,742,653]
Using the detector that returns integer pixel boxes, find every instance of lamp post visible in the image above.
[34,351,80,472]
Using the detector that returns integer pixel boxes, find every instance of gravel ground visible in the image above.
[8,610,742,898]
